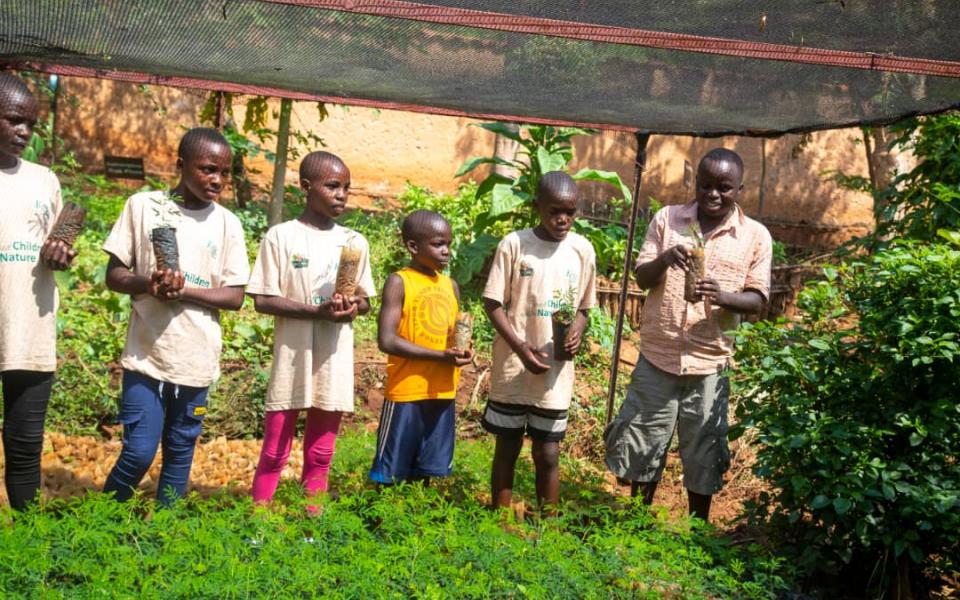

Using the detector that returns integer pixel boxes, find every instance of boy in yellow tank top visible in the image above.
[370,210,473,483]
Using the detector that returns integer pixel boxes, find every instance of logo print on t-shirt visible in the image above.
[519,259,534,277]
[414,287,454,346]
[292,254,309,269]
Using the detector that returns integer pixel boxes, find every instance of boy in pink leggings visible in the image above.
[247,151,374,508]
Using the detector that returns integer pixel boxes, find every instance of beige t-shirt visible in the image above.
[247,220,376,412]
[483,229,597,410]
[102,191,250,387]
[0,159,63,372]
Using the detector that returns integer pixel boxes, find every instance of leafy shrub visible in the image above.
[733,241,960,591]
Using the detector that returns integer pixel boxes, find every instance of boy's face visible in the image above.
[302,161,350,220]
[176,141,232,204]
[695,158,742,220]
[407,220,452,272]
[534,188,578,242]
[0,90,38,165]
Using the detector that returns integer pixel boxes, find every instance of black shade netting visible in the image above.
[1,0,959,134]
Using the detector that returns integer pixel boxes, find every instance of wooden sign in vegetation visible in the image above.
[104,155,145,180]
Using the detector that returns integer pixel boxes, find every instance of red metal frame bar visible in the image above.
[259,0,960,79]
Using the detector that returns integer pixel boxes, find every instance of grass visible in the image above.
[0,428,789,599]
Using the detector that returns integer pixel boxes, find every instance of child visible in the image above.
[370,210,472,485]
[0,73,77,509]
[247,151,374,507]
[481,171,596,510]
[604,148,771,521]
[102,127,250,505]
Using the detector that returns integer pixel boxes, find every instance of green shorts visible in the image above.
[603,356,730,496]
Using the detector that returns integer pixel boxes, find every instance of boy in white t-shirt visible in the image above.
[101,128,250,505]
[248,151,374,510]
[481,171,597,511]
[0,74,77,509]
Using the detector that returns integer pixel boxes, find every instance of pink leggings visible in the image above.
[251,408,342,503]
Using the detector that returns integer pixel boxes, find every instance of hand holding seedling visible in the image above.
[563,314,589,355]
[695,277,723,303]
[149,268,184,301]
[443,348,474,367]
[316,294,359,322]
[661,244,691,271]
[39,239,77,271]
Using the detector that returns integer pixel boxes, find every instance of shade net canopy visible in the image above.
[2,0,959,135]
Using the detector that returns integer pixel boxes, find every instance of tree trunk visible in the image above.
[268,98,293,227]
[492,123,520,179]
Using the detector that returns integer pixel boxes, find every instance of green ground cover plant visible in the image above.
[0,430,789,599]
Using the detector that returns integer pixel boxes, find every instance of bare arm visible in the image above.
[378,274,469,364]
[252,293,360,322]
[483,296,549,374]
[634,245,690,290]
[697,281,765,315]
[105,253,182,300]
[181,286,245,311]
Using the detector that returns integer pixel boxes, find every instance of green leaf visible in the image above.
[936,228,960,247]
[833,497,853,515]
[474,122,522,142]
[475,173,513,199]
[536,146,568,174]
[908,432,924,446]
[808,338,831,351]
[233,322,257,340]
[455,156,514,178]
[489,184,529,218]
[572,168,633,204]
[811,495,830,509]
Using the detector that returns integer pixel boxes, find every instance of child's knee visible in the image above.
[532,441,560,469]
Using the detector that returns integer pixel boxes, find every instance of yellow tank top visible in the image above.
[385,267,460,402]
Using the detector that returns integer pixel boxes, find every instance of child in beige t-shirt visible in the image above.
[248,151,374,509]
[481,171,597,511]
[101,128,250,505]
[0,74,77,510]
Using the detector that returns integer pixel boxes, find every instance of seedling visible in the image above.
[46,202,87,247]
[335,237,362,297]
[683,223,706,303]
[150,194,182,272]
[450,312,474,350]
[551,286,577,360]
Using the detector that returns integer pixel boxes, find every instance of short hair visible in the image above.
[299,151,347,181]
[0,73,35,105]
[700,148,744,180]
[536,171,578,203]
[401,209,449,242]
[177,127,229,161]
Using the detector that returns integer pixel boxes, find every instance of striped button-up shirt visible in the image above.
[637,201,772,376]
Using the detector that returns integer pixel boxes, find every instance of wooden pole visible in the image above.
[213,91,225,130]
[268,98,293,227]
[605,132,651,426]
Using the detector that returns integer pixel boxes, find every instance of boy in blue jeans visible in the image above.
[102,128,250,505]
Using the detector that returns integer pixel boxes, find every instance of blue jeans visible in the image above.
[103,370,209,505]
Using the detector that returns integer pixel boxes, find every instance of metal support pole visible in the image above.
[268,98,293,227]
[605,132,651,426]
